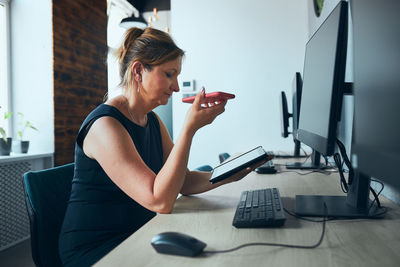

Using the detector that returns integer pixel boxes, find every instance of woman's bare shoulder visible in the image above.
[105,95,125,110]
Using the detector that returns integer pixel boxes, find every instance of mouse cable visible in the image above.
[283,207,336,223]
[203,203,328,254]
[277,169,336,176]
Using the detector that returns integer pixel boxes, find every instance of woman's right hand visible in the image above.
[183,88,227,134]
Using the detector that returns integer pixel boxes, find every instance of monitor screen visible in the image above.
[351,0,400,188]
[296,1,348,157]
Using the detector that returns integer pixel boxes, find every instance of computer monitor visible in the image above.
[287,1,348,170]
[351,0,400,199]
[292,72,302,141]
[278,73,303,158]
[295,0,386,218]
[279,91,290,139]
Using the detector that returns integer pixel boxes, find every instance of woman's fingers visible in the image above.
[193,87,206,108]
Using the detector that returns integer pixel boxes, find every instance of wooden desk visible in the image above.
[95,161,400,267]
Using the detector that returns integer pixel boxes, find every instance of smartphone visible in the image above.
[209,146,272,184]
[182,91,235,104]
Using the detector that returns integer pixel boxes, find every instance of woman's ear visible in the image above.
[131,61,142,82]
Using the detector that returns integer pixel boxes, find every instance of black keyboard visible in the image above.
[232,188,286,227]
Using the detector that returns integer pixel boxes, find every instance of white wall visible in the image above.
[107,6,173,136]
[171,0,308,169]
[10,0,53,153]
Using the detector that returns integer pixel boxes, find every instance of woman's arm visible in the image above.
[83,90,226,214]
[156,105,268,196]
[179,160,267,195]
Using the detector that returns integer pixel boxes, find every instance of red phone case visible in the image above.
[182,91,235,103]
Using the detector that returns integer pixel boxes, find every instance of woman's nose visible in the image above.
[172,78,180,92]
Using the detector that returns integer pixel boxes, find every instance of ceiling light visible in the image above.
[120,15,147,29]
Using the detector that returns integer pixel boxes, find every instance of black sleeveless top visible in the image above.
[59,104,163,267]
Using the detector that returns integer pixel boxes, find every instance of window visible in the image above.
[0,0,11,133]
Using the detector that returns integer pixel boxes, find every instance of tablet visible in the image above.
[209,146,271,184]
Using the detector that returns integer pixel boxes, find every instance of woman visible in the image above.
[59,27,261,267]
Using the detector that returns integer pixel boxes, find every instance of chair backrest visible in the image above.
[23,163,74,267]
[219,152,231,163]
[194,164,213,172]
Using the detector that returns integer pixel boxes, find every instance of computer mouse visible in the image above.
[151,232,207,257]
[255,165,277,174]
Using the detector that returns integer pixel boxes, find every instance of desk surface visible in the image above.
[95,160,400,267]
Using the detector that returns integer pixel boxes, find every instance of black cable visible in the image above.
[323,155,329,167]
[369,188,381,208]
[203,203,328,254]
[283,207,335,222]
[369,179,385,211]
[278,169,335,176]
[335,139,354,185]
[368,180,388,217]
[300,146,309,157]
[333,152,348,193]
[301,153,311,164]
[334,140,387,217]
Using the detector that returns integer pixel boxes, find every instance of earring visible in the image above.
[136,76,141,93]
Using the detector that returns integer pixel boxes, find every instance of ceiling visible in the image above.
[127,0,170,12]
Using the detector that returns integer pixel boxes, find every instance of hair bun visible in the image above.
[116,27,144,64]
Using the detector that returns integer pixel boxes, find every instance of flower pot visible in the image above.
[11,140,30,154]
[20,141,30,153]
[0,138,12,156]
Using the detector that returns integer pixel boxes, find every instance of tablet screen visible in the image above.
[209,146,268,184]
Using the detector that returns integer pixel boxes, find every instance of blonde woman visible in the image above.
[59,27,261,266]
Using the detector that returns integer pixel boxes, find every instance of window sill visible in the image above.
[0,152,53,163]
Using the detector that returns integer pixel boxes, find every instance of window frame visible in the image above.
[0,0,12,134]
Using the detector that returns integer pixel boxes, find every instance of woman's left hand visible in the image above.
[219,156,273,185]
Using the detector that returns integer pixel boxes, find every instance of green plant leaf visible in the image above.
[0,128,6,142]
[17,131,22,139]
[4,111,12,119]
[26,121,38,130]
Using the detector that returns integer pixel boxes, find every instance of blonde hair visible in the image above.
[115,27,185,93]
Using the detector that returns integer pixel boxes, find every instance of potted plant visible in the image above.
[0,106,12,156]
[16,112,38,153]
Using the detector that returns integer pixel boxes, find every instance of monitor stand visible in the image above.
[295,171,385,218]
[285,149,326,169]
[274,140,308,158]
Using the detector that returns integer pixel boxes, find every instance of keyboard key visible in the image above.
[245,191,253,209]
[253,190,259,207]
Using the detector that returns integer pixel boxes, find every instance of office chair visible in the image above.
[194,165,213,172]
[219,152,230,163]
[23,163,74,267]
[194,152,231,172]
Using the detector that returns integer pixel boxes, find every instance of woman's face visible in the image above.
[140,56,182,106]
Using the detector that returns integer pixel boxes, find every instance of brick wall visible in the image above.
[53,0,108,165]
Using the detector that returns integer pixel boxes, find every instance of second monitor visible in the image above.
[279,72,303,158]
[287,0,348,170]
